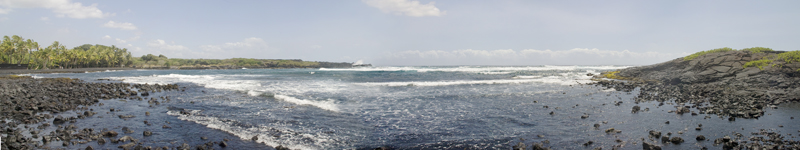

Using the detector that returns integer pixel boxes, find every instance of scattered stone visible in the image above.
[649,130,661,138]
[593,124,600,128]
[643,141,661,150]
[275,145,290,150]
[513,142,526,150]
[583,141,593,146]
[143,131,152,136]
[670,137,684,144]
[252,135,259,141]
[201,136,208,140]
[581,114,589,119]
[696,135,706,141]
[118,136,134,142]
[85,145,94,150]
[118,142,135,149]
[632,105,641,113]
[219,141,228,147]
[97,138,107,144]
[145,111,150,116]
[102,130,118,137]
[605,128,620,133]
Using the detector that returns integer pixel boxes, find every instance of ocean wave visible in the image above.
[357,77,582,87]
[319,66,630,72]
[274,95,340,112]
[167,110,335,150]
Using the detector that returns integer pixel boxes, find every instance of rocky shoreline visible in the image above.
[0,76,216,150]
[587,50,800,149]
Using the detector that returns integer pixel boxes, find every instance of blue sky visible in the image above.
[1,0,799,66]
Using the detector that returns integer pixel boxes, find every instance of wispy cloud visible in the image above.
[148,39,188,51]
[103,21,137,30]
[362,0,445,17]
[0,0,114,19]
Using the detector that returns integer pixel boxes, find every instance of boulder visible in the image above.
[102,131,118,137]
[512,142,526,150]
[643,141,661,150]
[696,135,706,141]
[670,137,684,144]
[632,105,641,113]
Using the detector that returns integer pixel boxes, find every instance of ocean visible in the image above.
[27,66,800,149]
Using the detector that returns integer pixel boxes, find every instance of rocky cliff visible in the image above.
[594,50,800,119]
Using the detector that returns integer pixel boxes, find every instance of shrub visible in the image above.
[741,47,774,53]
[776,51,800,63]
[683,47,735,61]
[743,59,773,70]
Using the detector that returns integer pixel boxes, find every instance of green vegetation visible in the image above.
[683,47,780,61]
[1,35,133,69]
[743,50,800,71]
[683,47,735,61]
[601,71,631,80]
[776,51,800,63]
[740,47,774,53]
[743,59,773,70]
[1,35,351,70]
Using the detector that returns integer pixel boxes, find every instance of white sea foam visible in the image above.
[478,72,512,75]
[274,95,340,112]
[512,75,542,79]
[358,78,567,87]
[319,66,630,73]
[115,74,347,111]
[167,110,330,150]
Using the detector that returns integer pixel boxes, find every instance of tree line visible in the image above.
[1,35,356,70]
[1,35,133,69]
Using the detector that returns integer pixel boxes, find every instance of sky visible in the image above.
[1,0,799,66]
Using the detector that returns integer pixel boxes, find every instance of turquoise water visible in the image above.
[28,66,800,149]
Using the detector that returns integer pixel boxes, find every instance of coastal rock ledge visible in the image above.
[593,50,800,119]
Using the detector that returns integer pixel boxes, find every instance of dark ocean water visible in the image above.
[28,66,800,150]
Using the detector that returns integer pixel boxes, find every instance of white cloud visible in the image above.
[0,0,114,19]
[115,38,126,44]
[102,21,137,30]
[56,27,74,34]
[381,48,681,66]
[0,17,6,21]
[199,37,268,52]
[148,39,188,51]
[39,16,48,21]
[102,35,111,39]
[309,45,322,49]
[0,7,10,14]
[362,0,445,17]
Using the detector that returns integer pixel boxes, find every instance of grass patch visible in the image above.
[601,71,632,80]
[741,47,774,53]
[0,75,32,79]
[776,51,800,63]
[683,47,735,61]
[743,59,773,70]
[743,50,800,71]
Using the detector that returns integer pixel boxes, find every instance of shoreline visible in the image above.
[3,66,800,149]
[0,76,275,150]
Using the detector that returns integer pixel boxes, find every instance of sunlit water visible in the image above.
[28,66,800,150]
